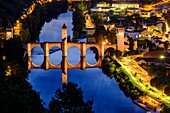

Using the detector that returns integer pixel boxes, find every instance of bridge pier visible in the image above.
[80,56,86,70]
[100,43,104,58]
[80,43,86,70]
[43,43,49,70]
[62,38,67,57]
[62,56,68,84]
[27,43,32,70]
[81,42,86,56]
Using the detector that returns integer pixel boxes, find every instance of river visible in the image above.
[28,11,145,113]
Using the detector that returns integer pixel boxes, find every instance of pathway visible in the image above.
[116,57,170,109]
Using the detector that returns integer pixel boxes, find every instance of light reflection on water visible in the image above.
[28,11,145,113]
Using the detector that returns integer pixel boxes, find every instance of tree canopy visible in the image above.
[48,82,94,113]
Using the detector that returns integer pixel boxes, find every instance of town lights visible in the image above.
[160,55,165,59]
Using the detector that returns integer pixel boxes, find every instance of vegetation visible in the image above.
[0,75,45,113]
[0,0,34,26]
[48,82,94,113]
[0,38,45,113]
[0,38,94,113]
[102,58,144,100]
[106,28,117,44]
[21,1,68,42]
[94,25,105,43]
[72,2,87,41]
[140,64,170,113]
[93,25,117,44]
[91,13,103,26]
[21,4,46,42]
[0,1,94,113]
[127,36,134,51]
[141,64,170,96]
[102,58,117,78]
[0,0,68,43]
[162,22,166,34]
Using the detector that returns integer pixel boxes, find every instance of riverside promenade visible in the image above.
[115,56,170,112]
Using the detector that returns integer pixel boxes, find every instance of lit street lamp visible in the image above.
[160,55,165,59]
[159,55,165,66]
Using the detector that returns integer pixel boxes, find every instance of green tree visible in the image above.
[91,13,103,26]
[20,28,31,43]
[127,36,134,51]
[164,40,169,51]
[0,0,34,24]
[3,38,25,64]
[162,22,166,34]
[0,76,45,113]
[48,82,93,113]
[94,25,106,43]
[76,1,87,11]
[106,28,117,44]
[102,58,116,78]
[164,86,170,96]
[72,11,86,36]
[0,59,45,113]
[110,16,118,23]
[0,59,7,81]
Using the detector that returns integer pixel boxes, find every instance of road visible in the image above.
[116,57,170,108]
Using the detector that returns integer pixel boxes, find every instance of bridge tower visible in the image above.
[117,22,125,51]
[62,23,67,56]
[6,22,13,40]
[61,24,68,84]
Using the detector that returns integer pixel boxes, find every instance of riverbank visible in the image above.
[113,57,170,112]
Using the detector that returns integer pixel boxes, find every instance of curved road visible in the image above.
[116,57,170,108]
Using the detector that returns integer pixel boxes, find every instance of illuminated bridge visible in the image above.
[27,24,127,84]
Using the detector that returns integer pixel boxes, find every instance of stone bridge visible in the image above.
[27,41,116,84]
[27,24,127,84]
[27,41,117,70]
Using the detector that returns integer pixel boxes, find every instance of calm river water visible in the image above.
[28,11,145,113]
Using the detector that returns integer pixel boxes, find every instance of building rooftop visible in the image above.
[112,1,139,4]
[6,22,12,29]
[62,24,67,28]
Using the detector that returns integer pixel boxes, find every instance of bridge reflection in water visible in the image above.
[27,24,116,84]
[27,42,116,84]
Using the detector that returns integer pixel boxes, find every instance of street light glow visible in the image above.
[160,55,165,59]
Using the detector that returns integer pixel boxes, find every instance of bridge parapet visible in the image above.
[27,42,117,84]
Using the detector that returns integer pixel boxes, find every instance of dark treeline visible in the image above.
[141,64,170,96]
[102,58,144,100]
[0,0,68,42]
[0,1,94,113]
[0,0,35,26]
[102,57,170,113]
[72,2,87,41]
[21,0,68,42]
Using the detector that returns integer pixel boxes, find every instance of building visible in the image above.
[112,2,139,9]
[87,28,96,43]
[91,1,139,13]
[140,30,151,40]
[14,20,22,36]
[125,31,140,40]
[6,22,13,40]
[139,10,151,18]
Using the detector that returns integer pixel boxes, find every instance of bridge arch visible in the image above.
[27,42,117,70]
[104,44,117,52]
[31,46,44,67]
[85,46,98,65]
[48,46,62,66]
[67,46,81,66]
